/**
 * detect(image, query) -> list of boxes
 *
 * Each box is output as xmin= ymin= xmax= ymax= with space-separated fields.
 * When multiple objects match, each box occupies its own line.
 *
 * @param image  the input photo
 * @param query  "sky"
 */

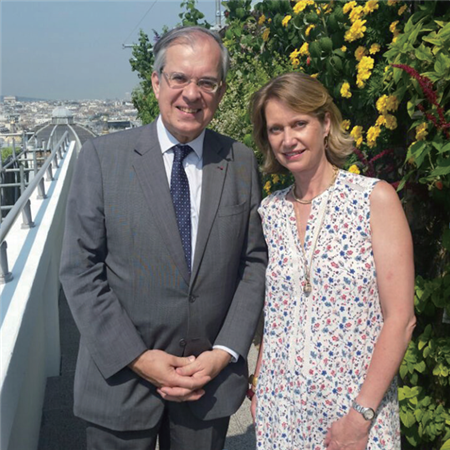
xmin=0 ymin=0 xmax=220 ymax=100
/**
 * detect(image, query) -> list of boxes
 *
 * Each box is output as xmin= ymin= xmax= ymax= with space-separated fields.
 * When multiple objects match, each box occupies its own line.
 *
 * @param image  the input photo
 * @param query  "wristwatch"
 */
xmin=352 ymin=399 xmax=375 ymax=421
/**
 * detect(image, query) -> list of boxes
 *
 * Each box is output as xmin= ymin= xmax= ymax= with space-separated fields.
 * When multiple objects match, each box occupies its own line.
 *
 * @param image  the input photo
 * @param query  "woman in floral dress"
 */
xmin=248 ymin=72 xmax=415 ymax=450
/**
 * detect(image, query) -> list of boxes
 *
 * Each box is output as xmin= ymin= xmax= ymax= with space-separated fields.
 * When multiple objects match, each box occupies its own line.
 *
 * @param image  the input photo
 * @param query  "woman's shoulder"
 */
xmin=337 ymin=169 xmax=380 ymax=196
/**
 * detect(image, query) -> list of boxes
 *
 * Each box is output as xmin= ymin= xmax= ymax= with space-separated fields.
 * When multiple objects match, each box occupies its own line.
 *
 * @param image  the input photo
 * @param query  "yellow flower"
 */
xmin=356 ymin=56 xmax=374 ymax=88
xmin=363 ymin=0 xmax=379 ymax=15
xmin=291 ymin=58 xmax=301 ymax=68
xmin=369 ymin=43 xmax=381 ymax=54
xmin=398 ymin=4 xmax=407 ymax=15
xmin=376 ymin=115 xmax=386 ymax=126
xmin=343 ymin=1 xmax=357 ymax=14
xmin=387 ymin=0 xmax=399 ymax=5
xmin=377 ymin=95 xmax=399 ymax=114
xmin=348 ymin=164 xmax=360 ymax=174
xmin=268 ymin=18 xmax=272 ymax=23
xmin=290 ymin=48 xmax=301 ymax=59
xmin=341 ymin=119 xmax=351 ymax=131
xmin=282 ymin=15 xmax=292 ymax=27
xmin=416 ymin=123 xmax=428 ymax=141
xmin=350 ymin=125 xmax=364 ymax=147
xmin=341 ymin=45 xmax=347 ymax=52
xmin=299 ymin=42 xmax=309 ymax=56
xmin=293 ymin=0 xmax=315 ymax=14
xmin=306 ymin=24 xmax=315 ymax=36
xmin=386 ymin=95 xmax=399 ymax=112
xmin=340 ymin=82 xmax=352 ymax=98
xmin=375 ymin=113 xmax=397 ymax=131
xmin=258 ymin=14 xmax=266 ymax=25
xmin=366 ymin=126 xmax=381 ymax=148
xmin=354 ymin=46 xmax=367 ymax=61
xmin=262 ymin=28 xmax=270 ymax=42
xmin=349 ymin=5 xmax=364 ymax=23
xmin=389 ymin=21 xmax=399 ymax=33
xmin=272 ymin=174 xmax=280 ymax=184
xmin=264 ymin=180 xmax=272 ymax=194
xmin=376 ymin=95 xmax=388 ymax=114
xmin=311 ymin=73 xmax=319 ymax=78
xmin=385 ymin=114 xmax=397 ymax=130
xmin=345 ymin=19 xmax=367 ymax=42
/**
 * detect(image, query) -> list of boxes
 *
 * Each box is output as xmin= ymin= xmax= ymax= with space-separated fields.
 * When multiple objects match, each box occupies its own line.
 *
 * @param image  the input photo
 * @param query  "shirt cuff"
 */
xmin=212 ymin=345 xmax=239 ymax=363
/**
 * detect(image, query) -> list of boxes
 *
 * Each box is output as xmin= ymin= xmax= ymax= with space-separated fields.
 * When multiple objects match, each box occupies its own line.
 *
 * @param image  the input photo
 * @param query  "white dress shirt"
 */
xmin=156 ymin=116 xmax=238 ymax=363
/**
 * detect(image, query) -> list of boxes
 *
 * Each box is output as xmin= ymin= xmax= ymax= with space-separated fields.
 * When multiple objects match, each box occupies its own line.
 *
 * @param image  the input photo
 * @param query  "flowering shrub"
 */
xmin=130 ymin=2 xmax=450 ymax=447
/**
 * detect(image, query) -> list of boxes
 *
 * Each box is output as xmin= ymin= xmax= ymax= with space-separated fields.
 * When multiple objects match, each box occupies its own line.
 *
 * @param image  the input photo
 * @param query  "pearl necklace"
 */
xmin=293 ymin=165 xmax=339 ymax=205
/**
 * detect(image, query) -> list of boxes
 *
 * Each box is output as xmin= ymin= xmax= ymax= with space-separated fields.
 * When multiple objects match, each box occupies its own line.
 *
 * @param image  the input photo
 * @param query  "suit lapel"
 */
xmin=132 ymin=122 xmax=190 ymax=285
xmin=191 ymin=130 xmax=230 ymax=282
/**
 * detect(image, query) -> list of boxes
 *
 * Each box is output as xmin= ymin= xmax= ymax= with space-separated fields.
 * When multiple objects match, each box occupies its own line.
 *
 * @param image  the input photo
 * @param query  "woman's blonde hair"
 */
xmin=249 ymin=72 xmax=354 ymax=174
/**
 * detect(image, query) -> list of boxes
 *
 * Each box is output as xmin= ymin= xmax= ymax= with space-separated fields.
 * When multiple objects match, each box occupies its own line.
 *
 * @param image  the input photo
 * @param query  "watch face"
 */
xmin=363 ymin=409 xmax=375 ymax=420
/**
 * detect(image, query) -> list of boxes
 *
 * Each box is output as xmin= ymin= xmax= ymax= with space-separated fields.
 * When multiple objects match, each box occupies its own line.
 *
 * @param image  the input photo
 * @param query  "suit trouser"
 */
xmin=86 ymin=401 xmax=230 ymax=450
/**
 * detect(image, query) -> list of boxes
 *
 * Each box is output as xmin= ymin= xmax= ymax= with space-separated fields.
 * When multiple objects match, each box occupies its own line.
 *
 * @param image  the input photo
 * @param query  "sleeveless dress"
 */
xmin=255 ymin=170 xmax=401 ymax=450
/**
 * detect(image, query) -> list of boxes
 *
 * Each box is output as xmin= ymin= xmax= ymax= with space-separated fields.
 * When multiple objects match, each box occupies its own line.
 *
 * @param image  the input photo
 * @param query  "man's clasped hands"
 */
xmin=129 ymin=348 xmax=232 ymax=402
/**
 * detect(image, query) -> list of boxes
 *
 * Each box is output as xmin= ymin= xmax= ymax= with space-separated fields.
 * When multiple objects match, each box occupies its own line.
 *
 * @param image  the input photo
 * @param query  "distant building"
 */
xmin=51 ymin=107 xmax=74 ymax=125
xmin=3 ymin=96 xmax=17 ymax=104
xmin=102 ymin=118 xmax=135 ymax=134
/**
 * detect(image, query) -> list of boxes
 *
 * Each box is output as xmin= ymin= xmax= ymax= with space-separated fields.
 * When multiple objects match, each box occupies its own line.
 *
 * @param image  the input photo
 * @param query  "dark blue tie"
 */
xmin=170 ymin=144 xmax=193 ymax=273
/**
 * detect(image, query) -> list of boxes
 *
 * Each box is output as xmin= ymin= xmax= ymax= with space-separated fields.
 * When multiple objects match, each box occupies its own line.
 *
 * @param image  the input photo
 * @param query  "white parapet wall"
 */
xmin=0 ymin=140 xmax=77 ymax=450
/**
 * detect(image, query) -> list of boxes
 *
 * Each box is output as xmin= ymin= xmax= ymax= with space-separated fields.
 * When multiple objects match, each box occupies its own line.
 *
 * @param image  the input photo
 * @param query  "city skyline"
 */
xmin=1 ymin=0 xmax=219 ymax=101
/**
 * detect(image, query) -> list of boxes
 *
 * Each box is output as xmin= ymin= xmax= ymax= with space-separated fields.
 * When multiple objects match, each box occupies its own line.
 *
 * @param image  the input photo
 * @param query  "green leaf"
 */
xmin=438 ymin=22 xmax=450 ymax=42
xmin=398 ymin=387 xmax=406 ymax=401
xmin=415 ymin=361 xmax=427 ymax=373
xmin=414 ymin=408 xmax=424 ymax=422
xmin=415 ymin=44 xmax=434 ymax=63
xmin=399 ymin=364 xmax=409 ymax=380
xmin=422 ymin=71 xmax=442 ymax=83
xmin=319 ymin=37 xmax=333 ymax=54
xmin=441 ymin=439 xmax=450 ymax=450
xmin=309 ymin=41 xmax=321 ymax=58
xmin=430 ymin=159 xmax=450 ymax=177
xmin=408 ymin=141 xmax=429 ymax=169
xmin=401 ymin=410 xmax=416 ymax=428
xmin=435 ymin=53 xmax=449 ymax=77
xmin=433 ymin=364 xmax=441 ymax=376
xmin=423 ymin=36 xmax=442 ymax=46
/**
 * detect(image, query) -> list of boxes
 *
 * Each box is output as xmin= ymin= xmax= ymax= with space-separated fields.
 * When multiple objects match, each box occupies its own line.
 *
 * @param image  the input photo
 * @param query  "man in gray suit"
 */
xmin=60 ymin=26 xmax=266 ymax=449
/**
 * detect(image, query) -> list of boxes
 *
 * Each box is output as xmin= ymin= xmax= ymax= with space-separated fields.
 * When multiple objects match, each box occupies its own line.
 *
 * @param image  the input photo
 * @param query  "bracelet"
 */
xmin=248 ymin=374 xmax=258 ymax=389
xmin=246 ymin=374 xmax=258 ymax=400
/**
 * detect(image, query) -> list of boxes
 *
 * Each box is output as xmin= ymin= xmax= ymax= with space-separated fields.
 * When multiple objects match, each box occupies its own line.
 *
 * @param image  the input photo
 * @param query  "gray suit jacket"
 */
xmin=59 ymin=121 xmax=267 ymax=431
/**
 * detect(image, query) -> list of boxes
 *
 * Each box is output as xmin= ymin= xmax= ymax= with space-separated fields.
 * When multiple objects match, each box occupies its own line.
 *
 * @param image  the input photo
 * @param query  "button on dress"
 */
xmin=255 ymin=170 xmax=401 ymax=450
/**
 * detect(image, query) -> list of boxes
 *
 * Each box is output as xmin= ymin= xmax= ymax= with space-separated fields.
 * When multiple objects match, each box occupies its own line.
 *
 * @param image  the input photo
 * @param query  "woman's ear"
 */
xmin=323 ymin=112 xmax=331 ymax=137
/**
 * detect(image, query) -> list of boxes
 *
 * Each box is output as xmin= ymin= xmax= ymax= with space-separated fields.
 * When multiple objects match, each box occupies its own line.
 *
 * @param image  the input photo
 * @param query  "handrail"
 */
xmin=0 ymin=131 xmax=70 ymax=282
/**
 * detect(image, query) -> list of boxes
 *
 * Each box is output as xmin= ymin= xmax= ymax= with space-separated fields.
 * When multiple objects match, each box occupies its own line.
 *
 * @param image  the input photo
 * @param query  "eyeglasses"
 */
xmin=161 ymin=71 xmax=222 ymax=94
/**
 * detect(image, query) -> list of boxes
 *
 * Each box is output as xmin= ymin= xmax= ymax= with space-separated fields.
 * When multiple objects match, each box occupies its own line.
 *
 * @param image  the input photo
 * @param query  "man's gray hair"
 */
xmin=153 ymin=26 xmax=230 ymax=83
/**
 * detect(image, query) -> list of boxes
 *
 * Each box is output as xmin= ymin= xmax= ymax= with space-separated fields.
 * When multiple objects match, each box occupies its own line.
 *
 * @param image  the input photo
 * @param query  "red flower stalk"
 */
xmin=392 ymin=64 xmax=437 ymax=105
xmin=370 ymin=148 xmax=394 ymax=164
xmin=392 ymin=64 xmax=450 ymax=139
xmin=353 ymin=147 xmax=369 ymax=165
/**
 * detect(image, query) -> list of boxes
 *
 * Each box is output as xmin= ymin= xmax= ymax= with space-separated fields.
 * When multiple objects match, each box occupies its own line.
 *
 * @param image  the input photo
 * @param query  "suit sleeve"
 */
xmin=213 ymin=149 xmax=267 ymax=359
xmin=59 ymin=140 xmax=147 ymax=379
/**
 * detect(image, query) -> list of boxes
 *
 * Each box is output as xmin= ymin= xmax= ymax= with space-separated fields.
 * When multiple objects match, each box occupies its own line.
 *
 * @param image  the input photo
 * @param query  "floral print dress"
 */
xmin=255 ymin=170 xmax=401 ymax=450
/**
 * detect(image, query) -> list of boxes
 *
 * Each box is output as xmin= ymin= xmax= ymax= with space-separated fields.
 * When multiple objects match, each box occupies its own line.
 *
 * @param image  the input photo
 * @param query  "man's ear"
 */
xmin=151 ymin=71 xmax=160 ymax=100
xmin=217 ymin=81 xmax=227 ymax=104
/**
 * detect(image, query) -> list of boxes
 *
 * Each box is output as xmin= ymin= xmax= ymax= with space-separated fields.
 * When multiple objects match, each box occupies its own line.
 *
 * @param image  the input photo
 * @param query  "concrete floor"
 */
xmin=38 ymin=291 xmax=259 ymax=450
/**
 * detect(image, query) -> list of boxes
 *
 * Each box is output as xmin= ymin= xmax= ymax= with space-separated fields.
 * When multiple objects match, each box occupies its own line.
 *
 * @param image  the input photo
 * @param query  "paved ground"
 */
xmin=38 ymin=290 xmax=260 ymax=450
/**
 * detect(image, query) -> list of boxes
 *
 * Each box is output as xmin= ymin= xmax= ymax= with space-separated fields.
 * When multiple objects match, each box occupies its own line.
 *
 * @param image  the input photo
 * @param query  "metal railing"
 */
xmin=0 ymin=131 xmax=70 ymax=283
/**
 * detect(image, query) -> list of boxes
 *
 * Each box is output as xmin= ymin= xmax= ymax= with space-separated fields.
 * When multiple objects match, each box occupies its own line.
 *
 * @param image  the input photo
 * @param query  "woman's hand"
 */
xmin=250 ymin=394 xmax=257 ymax=425
xmin=324 ymin=409 xmax=371 ymax=450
